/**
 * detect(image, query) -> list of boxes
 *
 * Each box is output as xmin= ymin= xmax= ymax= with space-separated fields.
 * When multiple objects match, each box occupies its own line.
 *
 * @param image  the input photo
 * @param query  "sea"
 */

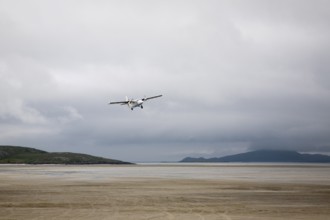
xmin=1 ymin=163 xmax=329 ymax=185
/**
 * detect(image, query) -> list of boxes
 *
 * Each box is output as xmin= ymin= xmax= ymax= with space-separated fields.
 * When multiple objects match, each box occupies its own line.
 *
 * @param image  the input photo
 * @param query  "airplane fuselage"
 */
xmin=128 ymin=99 xmax=144 ymax=110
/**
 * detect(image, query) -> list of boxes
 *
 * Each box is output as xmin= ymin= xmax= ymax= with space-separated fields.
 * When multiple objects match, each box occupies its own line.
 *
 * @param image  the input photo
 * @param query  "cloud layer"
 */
xmin=1 ymin=0 xmax=330 ymax=161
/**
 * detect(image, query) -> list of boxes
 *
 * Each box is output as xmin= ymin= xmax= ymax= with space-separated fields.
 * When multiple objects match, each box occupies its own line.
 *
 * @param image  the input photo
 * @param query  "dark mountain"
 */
xmin=180 ymin=149 xmax=330 ymax=163
xmin=0 ymin=145 xmax=132 ymax=164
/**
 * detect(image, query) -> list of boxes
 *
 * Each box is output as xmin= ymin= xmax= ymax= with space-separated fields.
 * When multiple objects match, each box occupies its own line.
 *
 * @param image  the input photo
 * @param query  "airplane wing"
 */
xmin=109 ymin=101 xmax=129 ymax=105
xmin=143 ymin=95 xmax=162 ymax=101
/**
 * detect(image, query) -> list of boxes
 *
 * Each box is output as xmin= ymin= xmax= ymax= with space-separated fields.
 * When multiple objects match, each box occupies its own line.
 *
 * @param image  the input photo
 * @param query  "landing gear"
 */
xmin=141 ymin=105 xmax=143 ymax=109
xmin=131 ymin=108 xmax=133 ymax=110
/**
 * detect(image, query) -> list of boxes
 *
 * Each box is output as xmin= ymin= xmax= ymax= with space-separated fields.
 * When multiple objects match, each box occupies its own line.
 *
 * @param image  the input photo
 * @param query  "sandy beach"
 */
xmin=0 ymin=164 xmax=329 ymax=220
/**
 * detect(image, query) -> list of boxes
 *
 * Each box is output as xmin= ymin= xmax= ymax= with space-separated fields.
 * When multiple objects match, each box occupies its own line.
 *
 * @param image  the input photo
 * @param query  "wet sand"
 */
xmin=0 ymin=165 xmax=329 ymax=220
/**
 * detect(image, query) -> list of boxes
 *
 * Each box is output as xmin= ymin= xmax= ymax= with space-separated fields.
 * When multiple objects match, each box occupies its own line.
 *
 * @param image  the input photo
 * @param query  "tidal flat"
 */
xmin=0 ymin=164 xmax=329 ymax=220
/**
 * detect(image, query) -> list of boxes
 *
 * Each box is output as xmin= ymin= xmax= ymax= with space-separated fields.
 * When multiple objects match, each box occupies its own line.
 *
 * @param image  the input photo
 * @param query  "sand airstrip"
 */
xmin=0 ymin=164 xmax=329 ymax=220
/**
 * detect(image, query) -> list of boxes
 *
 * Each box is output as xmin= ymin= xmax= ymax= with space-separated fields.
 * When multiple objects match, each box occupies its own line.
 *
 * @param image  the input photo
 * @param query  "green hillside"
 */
xmin=0 ymin=145 xmax=132 ymax=164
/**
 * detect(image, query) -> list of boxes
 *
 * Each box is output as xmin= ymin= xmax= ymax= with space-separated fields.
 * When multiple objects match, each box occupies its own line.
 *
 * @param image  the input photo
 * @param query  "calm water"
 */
xmin=1 ymin=163 xmax=330 ymax=184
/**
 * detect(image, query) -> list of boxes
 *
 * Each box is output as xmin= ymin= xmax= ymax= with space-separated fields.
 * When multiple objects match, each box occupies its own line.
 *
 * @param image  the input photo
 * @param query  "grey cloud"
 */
xmin=0 ymin=0 xmax=330 ymax=161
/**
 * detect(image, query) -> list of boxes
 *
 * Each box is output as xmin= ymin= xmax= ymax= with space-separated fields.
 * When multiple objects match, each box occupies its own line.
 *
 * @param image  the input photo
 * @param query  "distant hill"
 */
xmin=0 ymin=145 xmax=132 ymax=164
xmin=180 ymin=149 xmax=330 ymax=163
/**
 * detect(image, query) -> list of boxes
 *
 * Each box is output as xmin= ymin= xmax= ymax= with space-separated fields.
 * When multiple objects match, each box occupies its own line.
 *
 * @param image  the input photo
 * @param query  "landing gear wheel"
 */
xmin=141 ymin=105 xmax=143 ymax=109
xmin=131 ymin=108 xmax=133 ymax=110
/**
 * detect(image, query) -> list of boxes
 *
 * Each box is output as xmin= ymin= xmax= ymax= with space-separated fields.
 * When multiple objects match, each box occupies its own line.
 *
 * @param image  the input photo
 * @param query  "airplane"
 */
xmin=109 ymin=95 xmax=162 ymax=110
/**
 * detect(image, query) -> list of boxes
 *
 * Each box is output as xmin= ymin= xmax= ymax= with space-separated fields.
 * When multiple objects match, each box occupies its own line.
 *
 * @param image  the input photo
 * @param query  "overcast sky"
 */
xmin=1 ymin=0 xmax=330 ymax=162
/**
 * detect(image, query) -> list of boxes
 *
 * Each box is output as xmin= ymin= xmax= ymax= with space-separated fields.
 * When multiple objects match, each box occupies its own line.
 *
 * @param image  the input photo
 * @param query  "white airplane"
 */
xmin=109 ymin=95 xmax=162 ymax=110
